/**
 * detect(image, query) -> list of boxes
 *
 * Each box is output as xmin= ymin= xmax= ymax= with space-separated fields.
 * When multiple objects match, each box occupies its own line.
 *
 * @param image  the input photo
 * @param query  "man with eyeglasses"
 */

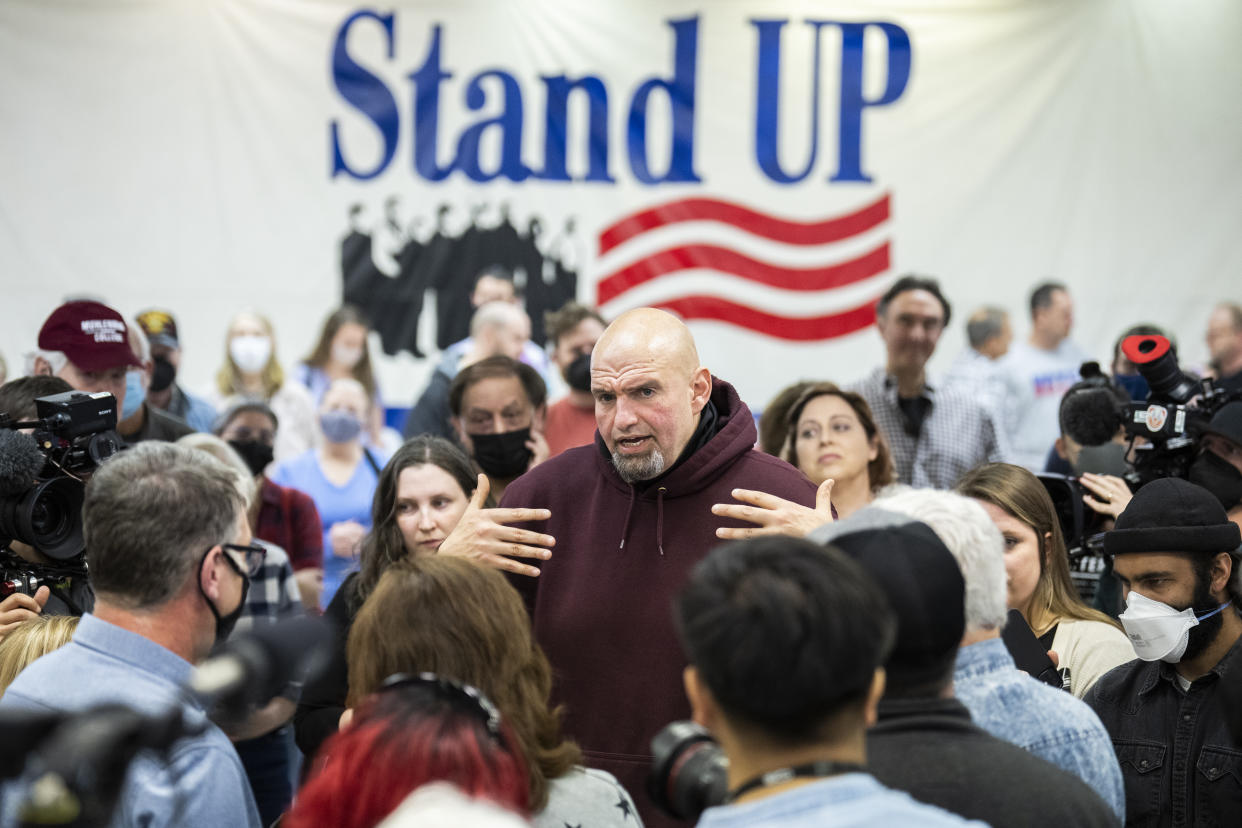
xmin=850 ymin=275 xmax=1007 ymax=489
xmin=448 ymin=355 xmax=550 ymax=503
xmin=0 ymin=442 xmax=263 ymax=827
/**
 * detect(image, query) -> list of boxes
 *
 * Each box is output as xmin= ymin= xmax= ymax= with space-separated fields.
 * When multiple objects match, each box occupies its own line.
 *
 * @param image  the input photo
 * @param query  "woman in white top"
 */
xmin=958 ymin=462 xmax=1135 ymax=698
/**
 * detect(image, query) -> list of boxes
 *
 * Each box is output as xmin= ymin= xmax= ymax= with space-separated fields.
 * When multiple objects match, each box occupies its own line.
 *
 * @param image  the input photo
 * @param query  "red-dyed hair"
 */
xmin=284 ymin=684 xmax=530 ymax=828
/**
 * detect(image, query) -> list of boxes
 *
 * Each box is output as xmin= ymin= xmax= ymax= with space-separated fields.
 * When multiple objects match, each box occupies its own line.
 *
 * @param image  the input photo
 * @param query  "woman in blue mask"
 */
xmin=270 ymin=378 xmax=389 ymax=606
xmin=958 ymin=462 xmax=1135 ymax=698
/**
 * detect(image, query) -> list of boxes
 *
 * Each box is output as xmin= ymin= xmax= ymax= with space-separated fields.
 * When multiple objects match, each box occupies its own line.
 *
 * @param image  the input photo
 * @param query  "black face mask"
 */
xmin=198 ymin=549 xmax=250 ymax=647
xmin=470 ymin=427 xmax=533 ymax=479
xmin=1188 ymin=450 xmax=1242 ymax=511
xmin=228 ymin=440 xmax=275 ymax=477
xmin=150 ymin=356 xmax=177 ymax=393
xmin=564 ymin=352 xmax=592 ymax=393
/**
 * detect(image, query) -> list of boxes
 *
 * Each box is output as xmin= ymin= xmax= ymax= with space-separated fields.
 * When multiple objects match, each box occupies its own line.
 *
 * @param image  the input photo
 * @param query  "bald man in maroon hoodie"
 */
xmin=501 ymin=309 xmax=827 ymax=827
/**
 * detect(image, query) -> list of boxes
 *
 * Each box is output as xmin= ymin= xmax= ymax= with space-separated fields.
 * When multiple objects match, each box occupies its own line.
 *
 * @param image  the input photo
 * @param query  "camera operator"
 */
xmin=28 ymin=300 xmax=191 ymax=446
xmin=0 ymin=376 xmax=94 ymax=637
xmin=675 ymin=536 xmax=981 ymax=826
xmin=0 ymin=442 xmax=262 ymax=826
xmin=1188 ymin=401 xmax=1242 ymax=528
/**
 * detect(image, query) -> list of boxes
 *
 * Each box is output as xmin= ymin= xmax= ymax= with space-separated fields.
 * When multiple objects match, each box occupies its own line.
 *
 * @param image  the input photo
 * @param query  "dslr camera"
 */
xmin=0 ymin=391 xmax=122 ymax=570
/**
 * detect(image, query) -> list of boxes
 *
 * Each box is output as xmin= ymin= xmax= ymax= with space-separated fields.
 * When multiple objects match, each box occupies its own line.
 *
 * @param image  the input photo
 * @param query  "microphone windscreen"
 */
xmin=0 ymin=430 xmax=46 ymax=496
xmin=1061 ymin=387 xmax=1124 ymax=446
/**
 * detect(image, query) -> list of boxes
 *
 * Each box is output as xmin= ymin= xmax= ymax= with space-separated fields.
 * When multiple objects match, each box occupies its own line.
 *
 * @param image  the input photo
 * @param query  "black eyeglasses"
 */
xmin=218 ymin=542 xmax=266 ymax=578
xmin=378 ymin=672 xmax=503 ymax=741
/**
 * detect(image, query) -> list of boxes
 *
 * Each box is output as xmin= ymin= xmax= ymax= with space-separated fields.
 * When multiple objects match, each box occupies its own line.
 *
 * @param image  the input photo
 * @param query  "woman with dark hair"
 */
xmin=345 ymin=556 xmax=640 ymax=827
xmin=285 ymin=674 xmax=530 ymax=828
xmin=781 ymin=382 xmax=897 ymax=518
xmin=294 ymin=435 xmax=556 ymax=763
xmin=957 ymin=462 xmax=1134 ymax=698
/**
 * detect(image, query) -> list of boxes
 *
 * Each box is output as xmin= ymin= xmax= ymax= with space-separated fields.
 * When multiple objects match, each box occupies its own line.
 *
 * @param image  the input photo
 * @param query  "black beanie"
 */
xmin=1104 ymin=477 xmax=1240 ymax=556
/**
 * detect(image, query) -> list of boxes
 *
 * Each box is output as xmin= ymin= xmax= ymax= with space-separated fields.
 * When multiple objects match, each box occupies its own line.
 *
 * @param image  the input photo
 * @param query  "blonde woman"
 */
xmin=0 ymin=614 xmax=78 ymax=697
xmin=211 ymin=310 xmax=317 ymax=464
xmin=958 ymin=463 xmax=1135 ymax=698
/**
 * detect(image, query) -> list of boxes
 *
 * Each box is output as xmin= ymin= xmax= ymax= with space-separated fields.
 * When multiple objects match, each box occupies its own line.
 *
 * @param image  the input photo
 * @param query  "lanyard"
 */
xmin=725 ymin=760 xmax=867 ymax=803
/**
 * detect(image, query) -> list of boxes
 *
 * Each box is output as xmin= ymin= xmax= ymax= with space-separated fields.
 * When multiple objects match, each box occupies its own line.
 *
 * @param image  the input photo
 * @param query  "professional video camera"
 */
xmin=647 ymin=721 xmax=729 ymax=822
xmin=0 ymin=391 xmax=122 ymax=565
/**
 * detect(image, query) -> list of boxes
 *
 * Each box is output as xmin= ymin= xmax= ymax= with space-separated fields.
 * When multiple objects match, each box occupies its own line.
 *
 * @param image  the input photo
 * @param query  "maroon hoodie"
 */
xmin=501 ymin=378 xmax=816 ymax=827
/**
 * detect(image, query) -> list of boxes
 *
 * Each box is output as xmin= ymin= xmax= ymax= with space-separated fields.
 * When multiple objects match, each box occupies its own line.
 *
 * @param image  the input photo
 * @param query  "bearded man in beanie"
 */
xmin=1086 ymin=477 xmax=1242 ymax=827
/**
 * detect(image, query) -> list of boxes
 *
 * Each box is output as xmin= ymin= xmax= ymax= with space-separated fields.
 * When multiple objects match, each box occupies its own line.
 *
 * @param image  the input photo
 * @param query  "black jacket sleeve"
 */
xmin=293 ymin=574 xmax=356 ymax=762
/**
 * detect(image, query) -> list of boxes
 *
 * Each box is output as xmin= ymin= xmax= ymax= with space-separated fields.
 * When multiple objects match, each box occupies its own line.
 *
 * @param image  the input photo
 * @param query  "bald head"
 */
xmin=594 ymin=308 xmax=701 ymax=379
xmin=590 ymin=308 xmax=712 ymax=483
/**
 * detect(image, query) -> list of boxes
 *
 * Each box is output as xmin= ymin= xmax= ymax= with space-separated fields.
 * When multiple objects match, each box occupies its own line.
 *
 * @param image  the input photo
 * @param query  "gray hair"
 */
xmin=966 ymin=307 xmax=1008 ymax=350
xmin=875 ymin=488 xmax=1009 ymax=633
xmin=84 ymin=442 xmax=246 ymax=610
xmin=469 ymin=301 xmax=526 ymax=337
xmin=24 ymin=349 xmax=67 ymax=377
xmin=176 ymin=433 xmax=258 ymax=509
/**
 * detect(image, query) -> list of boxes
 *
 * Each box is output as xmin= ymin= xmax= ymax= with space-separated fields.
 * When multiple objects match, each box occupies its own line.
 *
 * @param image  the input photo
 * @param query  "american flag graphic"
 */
xmin=595 ymin=194 xmax=891 ymax=341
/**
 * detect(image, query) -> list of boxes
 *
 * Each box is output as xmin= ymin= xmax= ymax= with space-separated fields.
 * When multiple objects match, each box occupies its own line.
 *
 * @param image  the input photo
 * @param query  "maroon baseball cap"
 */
xmin=37 ymin=301 xmax=141 ymax=373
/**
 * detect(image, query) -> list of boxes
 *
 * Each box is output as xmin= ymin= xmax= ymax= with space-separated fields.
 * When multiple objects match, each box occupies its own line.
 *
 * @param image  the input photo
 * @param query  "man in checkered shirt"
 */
xmin=850 ymin=276 xmax=1008 ymax=489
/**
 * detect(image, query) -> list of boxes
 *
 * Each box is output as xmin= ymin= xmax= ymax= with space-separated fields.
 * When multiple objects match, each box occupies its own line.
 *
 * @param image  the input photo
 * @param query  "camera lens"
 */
xmin=648 ymin=721 xmax=729 ymax=821
xmin=10 ymin=477 xmax=84 ymax=561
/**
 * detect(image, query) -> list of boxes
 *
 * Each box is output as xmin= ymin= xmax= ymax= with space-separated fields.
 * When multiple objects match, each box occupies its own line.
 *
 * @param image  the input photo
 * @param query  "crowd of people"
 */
xmin=0 ymin=272 xmax=1240 ymax=828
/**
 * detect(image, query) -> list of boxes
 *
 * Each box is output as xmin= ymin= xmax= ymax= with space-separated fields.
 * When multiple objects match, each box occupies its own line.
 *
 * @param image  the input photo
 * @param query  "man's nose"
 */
xmin=614 ymin=397 xmax=639 ymax=429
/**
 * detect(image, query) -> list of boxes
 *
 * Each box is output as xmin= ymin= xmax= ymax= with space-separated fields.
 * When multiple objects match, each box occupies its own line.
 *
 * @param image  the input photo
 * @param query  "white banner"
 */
xmin=2 ymin=0 xmax=1240 ymax=410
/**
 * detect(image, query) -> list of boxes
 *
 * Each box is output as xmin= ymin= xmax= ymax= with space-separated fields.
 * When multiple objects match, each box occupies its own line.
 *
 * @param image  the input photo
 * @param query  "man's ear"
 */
xmin=532 ymin=404 xmax=547 ymax=433
xmin=200 ymin=547 xmax=225 ymax=601
xmin=453 ymin=418 xmax=471 ymax=451
xmin=683 ymin=666 xmax=717 ymax=730
xmin=862 ymin=667 xmax=886 ymax=727
xmin=689 ymin=367 xmax=712 ymax=415
xmin=1054 ymin=436 xmax=1070 ymax=461
xmin=32 ymin=356 xmax=52 ymax=377
xmin=1209 ymin=551 xmax=1234 ymax=602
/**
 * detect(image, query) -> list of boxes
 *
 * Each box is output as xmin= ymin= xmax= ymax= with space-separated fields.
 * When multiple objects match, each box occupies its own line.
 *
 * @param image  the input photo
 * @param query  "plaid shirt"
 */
xmin=851 ymin=368 xmax=1008 ymax=489
xmin=237 ymin=541 xmax=302 ymax=630
xmin=255 ymin=477 xmax=323 ymax=572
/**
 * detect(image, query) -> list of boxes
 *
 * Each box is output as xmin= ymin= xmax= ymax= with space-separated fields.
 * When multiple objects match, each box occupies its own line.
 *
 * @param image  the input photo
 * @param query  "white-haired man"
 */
xmin=877 ymin=488 xmax=1125 ymax=823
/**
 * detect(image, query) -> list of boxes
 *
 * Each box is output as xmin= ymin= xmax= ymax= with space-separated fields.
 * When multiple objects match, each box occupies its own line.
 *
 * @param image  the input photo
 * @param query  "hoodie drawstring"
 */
xmin=618 ymin=486 xmax=637 ymax=549
xmin=656 ymin=487 xmax=667 ymax=556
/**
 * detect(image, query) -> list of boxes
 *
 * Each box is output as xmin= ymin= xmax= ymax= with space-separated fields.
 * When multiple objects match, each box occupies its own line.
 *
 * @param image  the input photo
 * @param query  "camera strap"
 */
xmin=725 ymin=760 xmax=867 ymax=803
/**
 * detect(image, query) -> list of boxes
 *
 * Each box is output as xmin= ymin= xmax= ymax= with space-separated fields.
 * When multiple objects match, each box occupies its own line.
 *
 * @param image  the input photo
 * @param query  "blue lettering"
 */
xmin=751 ymin=20 xmax=833 ymax=184
xmin=329 ymin=10 xmax=399 ymax=181
xmin=408 ymin=25 xmax=455 ymax=181
xmin=535 ymin=75 xmax=613 ymax=182
xmin=455 ymin=70 xmax=530 ymax=182
xmin=627 ymin=17 xmax=702 ymax=184
xmin=828 ymin=21 xmax=911 ymax=183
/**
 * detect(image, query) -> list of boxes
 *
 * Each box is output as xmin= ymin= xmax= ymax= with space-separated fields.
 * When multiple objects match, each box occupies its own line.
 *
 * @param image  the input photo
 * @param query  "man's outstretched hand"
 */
xmin=438 ymin=475 xmax=556 ymax=577
xmin=712 ymin=479 xmax=835 ymax=540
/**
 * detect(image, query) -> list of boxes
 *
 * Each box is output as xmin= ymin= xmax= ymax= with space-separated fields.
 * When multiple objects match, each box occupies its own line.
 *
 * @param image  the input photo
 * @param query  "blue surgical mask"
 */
xmin=319 ymin=410 xmax=363 ymax=444
xmin=1115 ymin=374 xmax=1150 ymax=402
xmin=121 ymin=368 xmax=146 ymax=419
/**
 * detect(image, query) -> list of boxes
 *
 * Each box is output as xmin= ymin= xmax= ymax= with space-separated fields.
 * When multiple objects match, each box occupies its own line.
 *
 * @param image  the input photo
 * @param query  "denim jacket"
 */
xmin=1085 ymin=634 xmax=1242 ymax=828
xmin=955 ymin=637 xmax=1126 ymax=822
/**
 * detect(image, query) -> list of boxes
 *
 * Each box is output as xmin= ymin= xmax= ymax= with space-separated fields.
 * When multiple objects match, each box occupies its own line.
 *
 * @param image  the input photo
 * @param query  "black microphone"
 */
xmin=0 ymin=430 xmax=47 ymax=496
xmin=188 ymin=615 xmax=331 ymax=712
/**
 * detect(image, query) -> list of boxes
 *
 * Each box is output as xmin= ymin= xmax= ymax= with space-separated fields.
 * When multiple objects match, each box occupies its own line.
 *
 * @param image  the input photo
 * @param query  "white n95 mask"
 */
xmin=1118 ymin=590 xmax=1229 ymax=663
